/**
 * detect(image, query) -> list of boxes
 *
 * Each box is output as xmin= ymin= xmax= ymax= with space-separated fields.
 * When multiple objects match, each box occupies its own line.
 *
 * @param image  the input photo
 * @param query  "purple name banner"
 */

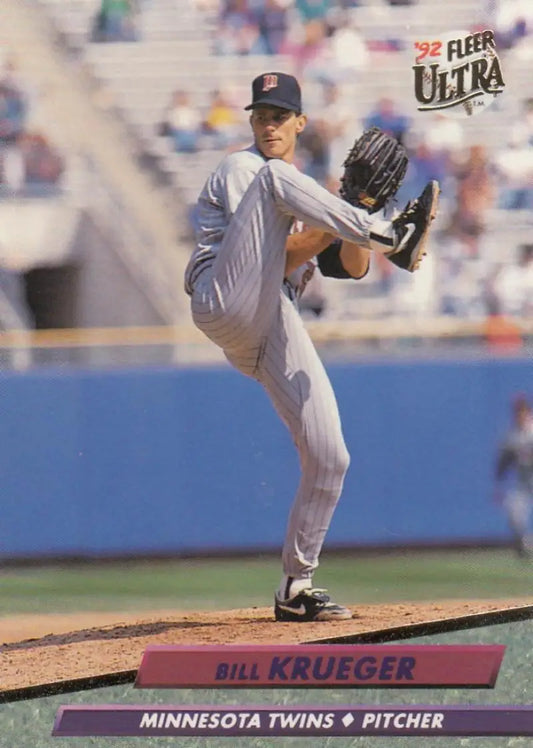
xmin=52 ymin=705 xmax=533 ymax=737
xmin=135 ymin=644 xmax=505 ymax=688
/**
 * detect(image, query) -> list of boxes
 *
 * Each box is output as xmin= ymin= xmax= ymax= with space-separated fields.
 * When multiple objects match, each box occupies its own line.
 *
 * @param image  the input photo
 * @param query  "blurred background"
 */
xmin=0 ymin=0 xmax=531 ymax=565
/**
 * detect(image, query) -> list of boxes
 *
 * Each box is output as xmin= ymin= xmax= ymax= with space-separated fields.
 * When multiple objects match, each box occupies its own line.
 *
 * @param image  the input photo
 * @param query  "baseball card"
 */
xmin=0 ymin=0 xmax=531 ymax=746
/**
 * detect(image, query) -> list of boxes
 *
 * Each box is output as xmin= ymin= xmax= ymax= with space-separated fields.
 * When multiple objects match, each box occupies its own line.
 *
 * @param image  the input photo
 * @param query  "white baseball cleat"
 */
xmin=274 ymin=587 xmax=353 ymax=622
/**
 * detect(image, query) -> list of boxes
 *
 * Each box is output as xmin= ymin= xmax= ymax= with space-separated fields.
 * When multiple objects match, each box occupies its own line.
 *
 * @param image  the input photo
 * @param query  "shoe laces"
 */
xmin=301 ymin=587 xmax=330 ymax=601
xmin=401 ymin=198 xmax=420 ymax=217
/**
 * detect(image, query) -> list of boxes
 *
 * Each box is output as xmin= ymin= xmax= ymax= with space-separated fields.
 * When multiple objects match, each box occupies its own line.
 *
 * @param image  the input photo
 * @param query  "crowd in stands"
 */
xmin=0 ymin=53 xmax=65 ymax=195
xmin=159 ymin=87 xmax=245 ymax=152
xmin=212 ymin=0 xmax=375 ymax=76
xmin=157 ymin=79 xmax=532 ymax=323
xmin=209 ymin=0 xmax=418 ymax=61
xmin=184 ymin=0 xmax=533 ymax=323
xmin=207 ymin=0 xmax=531 ymax=61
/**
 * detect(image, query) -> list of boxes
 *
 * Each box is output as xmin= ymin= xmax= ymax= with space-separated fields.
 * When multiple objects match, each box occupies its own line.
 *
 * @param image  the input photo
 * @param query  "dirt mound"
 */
xmin=1 ymin=598 xmax=531 ymax=697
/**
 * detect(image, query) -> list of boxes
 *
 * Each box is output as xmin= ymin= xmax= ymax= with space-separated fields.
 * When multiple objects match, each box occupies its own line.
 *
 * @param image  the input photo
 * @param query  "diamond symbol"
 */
xmin=342 ymin=713 xmax=355 ymax=727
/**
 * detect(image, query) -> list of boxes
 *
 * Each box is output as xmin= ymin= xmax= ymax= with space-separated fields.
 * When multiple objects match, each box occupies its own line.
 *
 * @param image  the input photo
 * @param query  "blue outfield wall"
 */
xmin=0 ymin=357 xmax=531 ymax=558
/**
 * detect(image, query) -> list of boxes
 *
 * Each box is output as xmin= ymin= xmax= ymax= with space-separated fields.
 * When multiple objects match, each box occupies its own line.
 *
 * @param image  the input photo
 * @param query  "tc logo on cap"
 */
xmin=262 ymin=74 xmax=278 ymax=92
xmin=245 ymin=72 xmax=302 ymax=112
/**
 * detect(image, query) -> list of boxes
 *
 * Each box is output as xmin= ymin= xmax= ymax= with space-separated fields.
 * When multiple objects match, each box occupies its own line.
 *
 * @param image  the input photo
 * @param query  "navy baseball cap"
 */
xmin=245 ymin=72 xmax=302 ymax=113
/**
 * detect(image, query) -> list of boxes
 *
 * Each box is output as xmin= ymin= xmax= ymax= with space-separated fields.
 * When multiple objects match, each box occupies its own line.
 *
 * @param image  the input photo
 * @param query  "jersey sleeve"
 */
xmin=221 ymin=152 xmax=264 ymax=216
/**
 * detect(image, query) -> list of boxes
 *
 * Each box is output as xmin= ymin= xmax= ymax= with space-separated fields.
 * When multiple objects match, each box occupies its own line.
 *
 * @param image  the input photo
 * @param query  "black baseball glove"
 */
xmin=339 ymin=126 xmax=408 ymax=213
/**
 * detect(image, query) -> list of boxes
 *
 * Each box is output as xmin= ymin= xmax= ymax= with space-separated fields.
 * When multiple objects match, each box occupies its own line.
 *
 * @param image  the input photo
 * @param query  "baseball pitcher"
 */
xmin=185 ymin=72 xmax=439 ymax=621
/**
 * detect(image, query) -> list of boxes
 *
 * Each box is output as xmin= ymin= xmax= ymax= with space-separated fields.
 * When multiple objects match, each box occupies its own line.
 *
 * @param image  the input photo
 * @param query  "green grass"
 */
xmin=0 ymin=550 xmax=531 ymax=747
xmin=0 ymin=619 xmax=531 ymax=747
xmin=0 ymin=548 xmax=531 ymax=616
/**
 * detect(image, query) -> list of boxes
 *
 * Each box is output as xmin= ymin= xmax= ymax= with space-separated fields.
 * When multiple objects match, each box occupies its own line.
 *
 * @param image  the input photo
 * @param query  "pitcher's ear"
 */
xmin=296 ymin=113 xmax=307 ymax=133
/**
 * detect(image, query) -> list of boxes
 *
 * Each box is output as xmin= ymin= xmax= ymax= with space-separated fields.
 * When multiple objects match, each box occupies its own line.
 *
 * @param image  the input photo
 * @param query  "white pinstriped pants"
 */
xmin=189 ymin=160 xmax=374 ymax=579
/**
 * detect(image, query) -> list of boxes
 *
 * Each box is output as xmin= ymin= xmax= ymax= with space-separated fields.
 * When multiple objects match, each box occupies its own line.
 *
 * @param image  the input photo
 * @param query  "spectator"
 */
xmin=92 ymin=0 xmax=139 ymax=43
xmin=487 ymin=244 xmax=533 ymax=318
xmin=493 ymin=99 xmax=533 ymax=210
xmin=493 ymin=141 xmax=533 ymax=210
xmin=160 ymin=90 xmax=203 ymax=153
xmin=255 ymin=0 xmax=290 ymax=54
xmin=297 ymin=118 xmax=330 ymax=183
xmin=436 ymin=220 xmax=486 ymax=317
xmin=325 ymin=14 xmax=369 ymax=79
xmin=363 ymin=97 xmax=410 ymax=144
xmin=19 ymin=132 xmax=65 ymax=186
xmin=300 ymin=9 xmax=369 ymax=84
xmin=510 ymin=97 xmax=533 ymax=147
xmin=439 ymin=257 xmax=484 ymax=317
xmin=0 ymin=56 xmax=29 ymax=97
xmin=214 ymin=0 xmax=260 ymax=55
xmin=449 ymin=145 xmax=495 ymax=257
xmin=281 ymin=17 xmax=329 ymax=78
xmin=317 ymin=81 xmax=355 ymax=174
xmin=299 ymin=82 xmax=355 ymax=183
xmin=419 ymin=113 xmax=463 ymax=165
xmin=202 ymin=89 xmax=243 ymax=148
xmin=294 ymin=0 xmax=333 ymax=24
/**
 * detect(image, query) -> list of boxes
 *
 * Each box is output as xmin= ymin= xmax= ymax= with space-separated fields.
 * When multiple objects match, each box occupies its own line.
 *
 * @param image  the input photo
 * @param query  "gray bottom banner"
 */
xmin=53 ymin=705 xmax=533 ymax=737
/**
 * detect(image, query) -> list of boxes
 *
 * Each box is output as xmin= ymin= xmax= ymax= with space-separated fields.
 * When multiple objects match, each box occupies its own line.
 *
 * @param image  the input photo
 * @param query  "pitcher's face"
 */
xmin=250 ymin=105 xmax=306 ymax=163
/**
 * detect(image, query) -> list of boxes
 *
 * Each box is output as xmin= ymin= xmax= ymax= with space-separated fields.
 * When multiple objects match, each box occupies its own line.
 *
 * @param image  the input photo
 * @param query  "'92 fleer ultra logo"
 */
xmin=412 ymin=29 xmax=505 ymax=118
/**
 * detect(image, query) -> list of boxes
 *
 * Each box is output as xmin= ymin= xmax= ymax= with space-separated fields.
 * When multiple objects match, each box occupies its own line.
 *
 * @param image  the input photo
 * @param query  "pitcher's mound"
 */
xmin=1 ymin=598 xmax=531 ymax=700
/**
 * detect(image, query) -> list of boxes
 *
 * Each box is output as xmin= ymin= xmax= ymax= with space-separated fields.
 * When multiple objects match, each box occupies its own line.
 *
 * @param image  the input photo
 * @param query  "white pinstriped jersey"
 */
xmin=183 ymin=116 xmax=438 ymax=588
xmin=184 ymin=154 xmax=380 ymax=581
xmin=184 ymin=145 xmax=315 ymax=297
xmin=185 ymin=146 xmax=268 ymax=294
